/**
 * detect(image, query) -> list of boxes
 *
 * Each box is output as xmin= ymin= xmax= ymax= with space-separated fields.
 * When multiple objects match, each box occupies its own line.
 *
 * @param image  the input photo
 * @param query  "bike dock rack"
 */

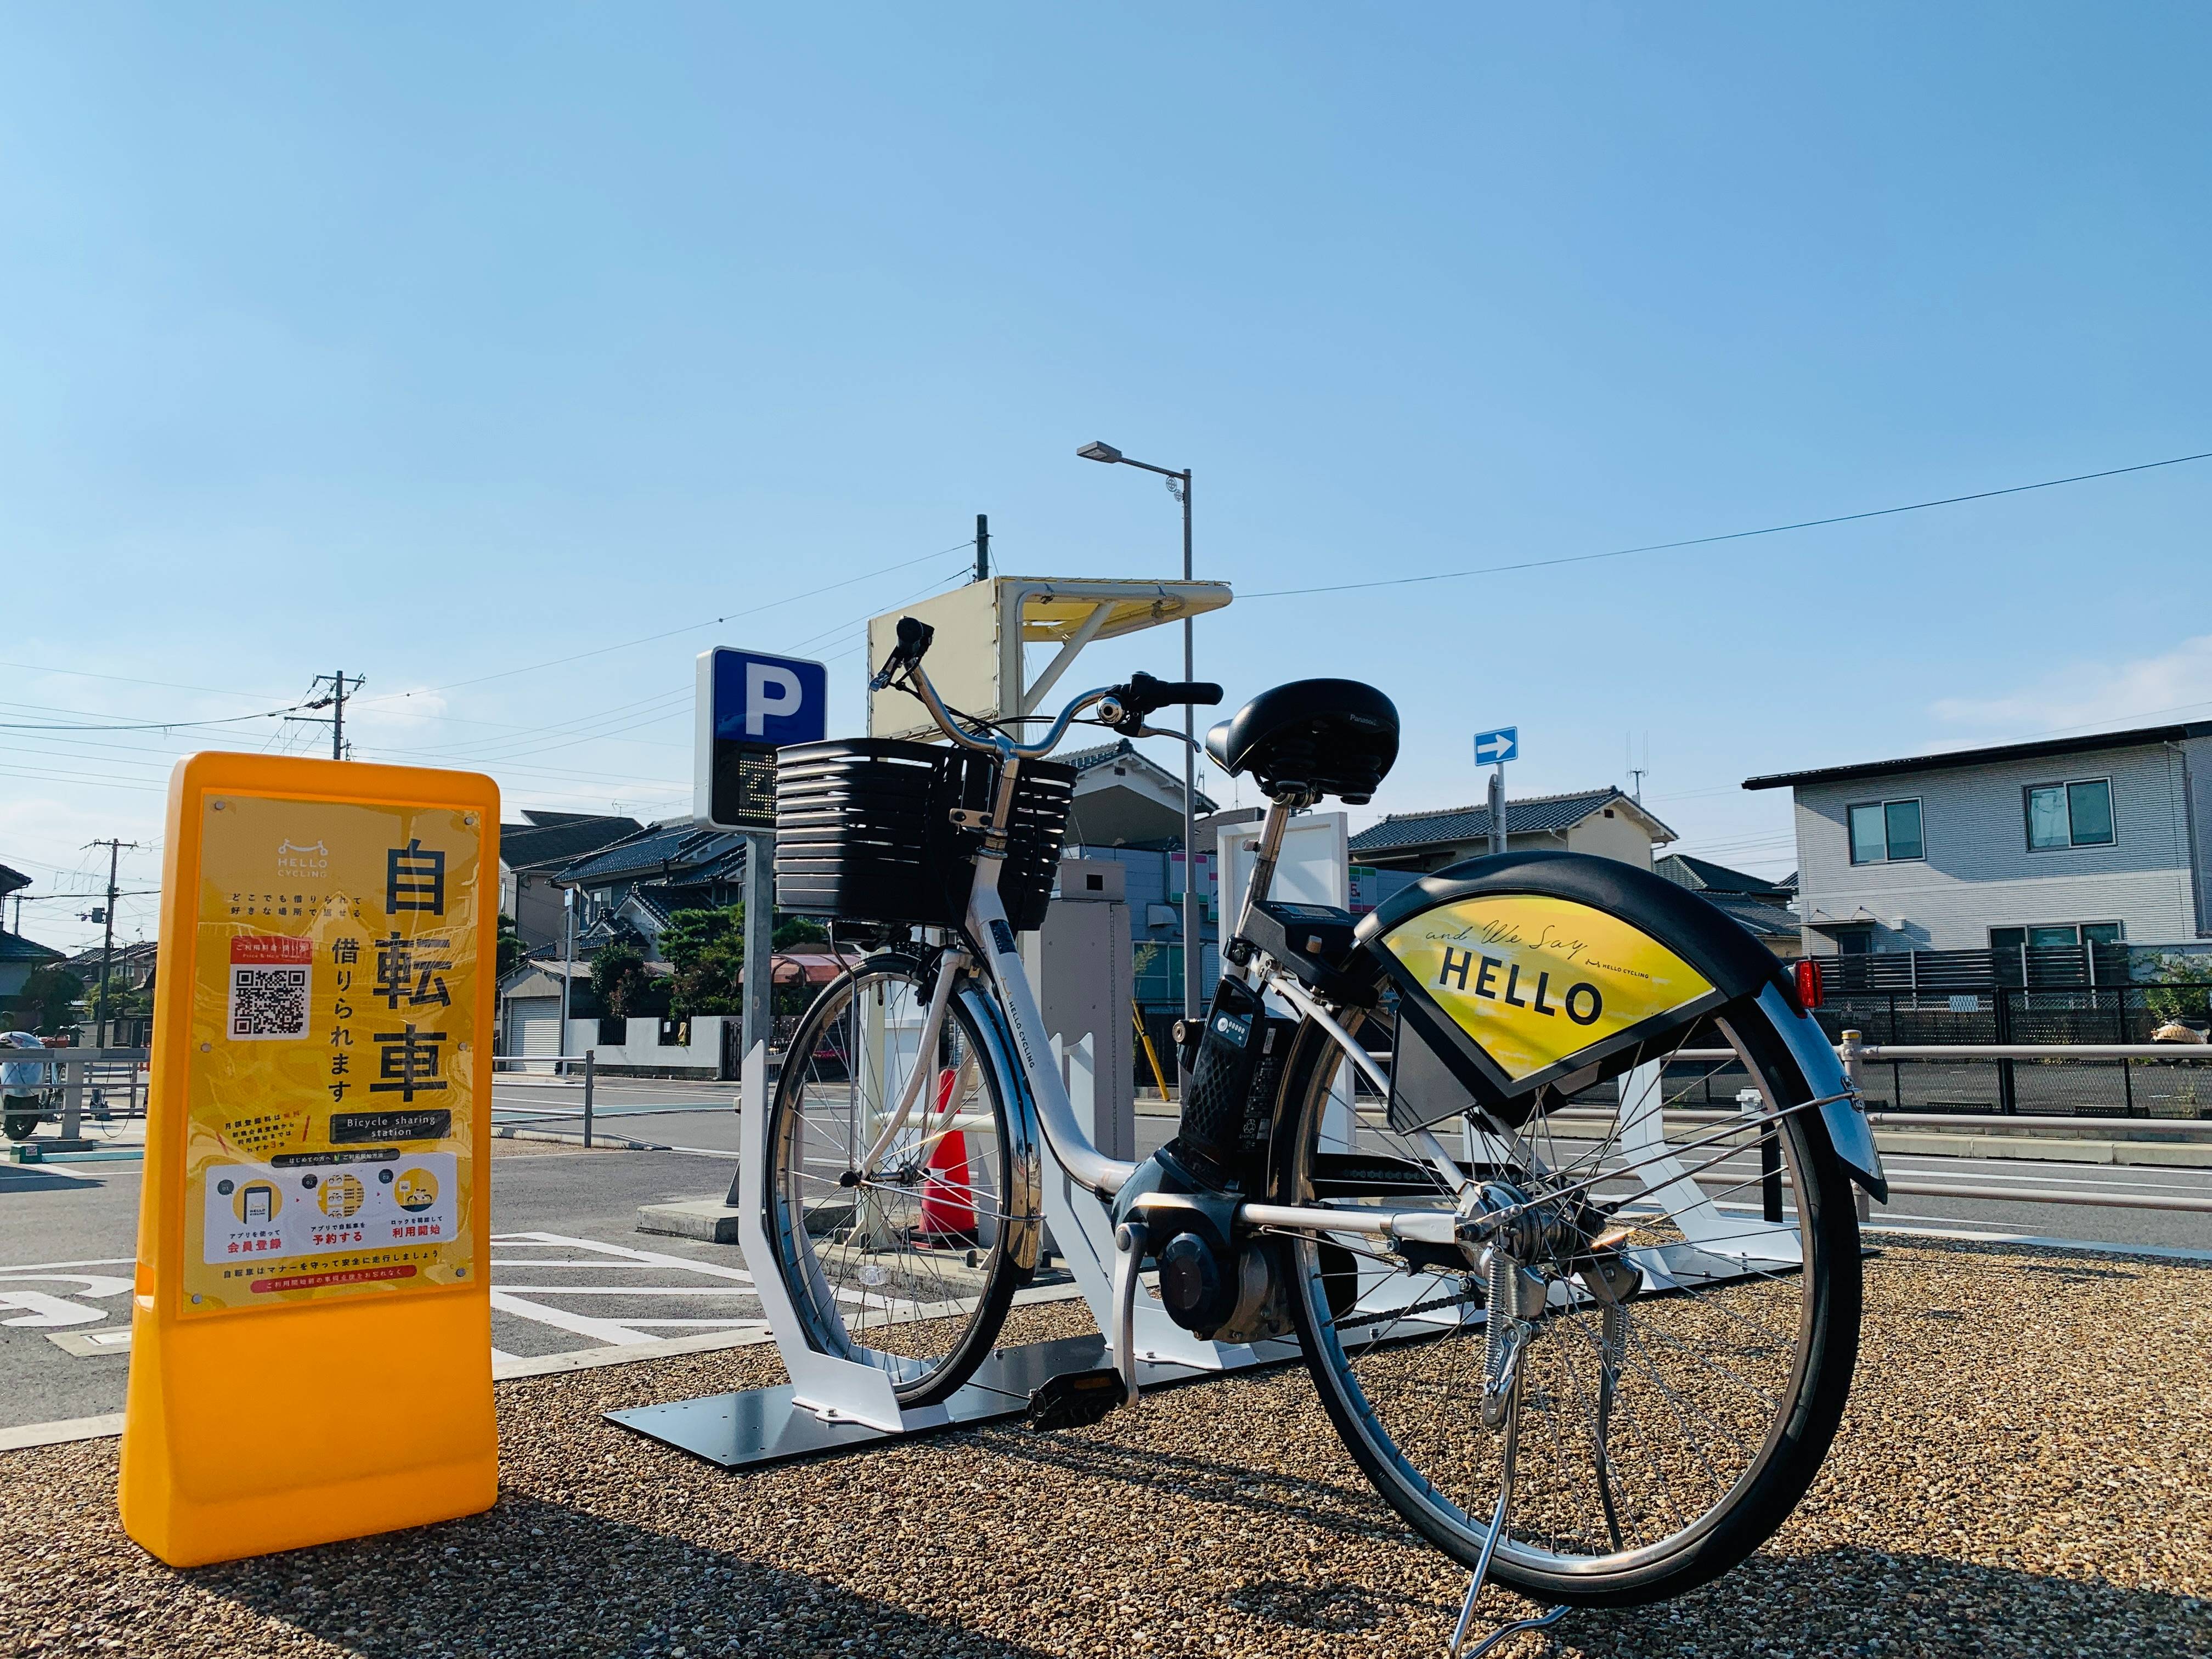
xmin=606 ymin=1039 xmax=1302 ymax=1470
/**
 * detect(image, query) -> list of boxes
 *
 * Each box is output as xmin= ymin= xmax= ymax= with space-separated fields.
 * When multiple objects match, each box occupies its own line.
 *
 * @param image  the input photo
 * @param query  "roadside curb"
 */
xmin=492 ymin=1126 xmax=670 ymax=1152
xmin=1874 ymin=1128 xmax=2212 ymax=1169
xmin=0 ymin=1329 xmax=795 ymax=1452
xmin=0 ymin=1412 xmax=126 ymax=1452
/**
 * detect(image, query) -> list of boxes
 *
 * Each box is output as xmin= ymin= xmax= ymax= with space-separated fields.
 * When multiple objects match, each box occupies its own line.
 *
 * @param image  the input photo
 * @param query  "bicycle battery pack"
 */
xmin=1172 ymin=975 xmax=1296 ymax=1182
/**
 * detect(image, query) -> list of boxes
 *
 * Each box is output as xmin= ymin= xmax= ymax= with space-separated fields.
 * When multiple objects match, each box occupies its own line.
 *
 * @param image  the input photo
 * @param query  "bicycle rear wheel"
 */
xmin=764 ymin=950 xmax=1038 ymax=1406
xmin=1267 ymin=996 xmax=1863 ymax=1607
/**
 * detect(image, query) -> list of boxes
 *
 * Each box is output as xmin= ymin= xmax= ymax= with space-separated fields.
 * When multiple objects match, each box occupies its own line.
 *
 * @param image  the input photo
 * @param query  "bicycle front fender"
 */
xmin=955 ymin=980 xmax=1047 ymax=1274
xmin=1757 ymin=981 xmax=1888 ymax=1203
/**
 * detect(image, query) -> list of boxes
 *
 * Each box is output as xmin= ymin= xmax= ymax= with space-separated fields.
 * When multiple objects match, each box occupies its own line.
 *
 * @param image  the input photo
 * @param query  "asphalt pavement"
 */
xmin=0 ymin=1143 xmax=771 ymax=1430
xmin=4 ymin=1082 xmax=2210 ymax=1433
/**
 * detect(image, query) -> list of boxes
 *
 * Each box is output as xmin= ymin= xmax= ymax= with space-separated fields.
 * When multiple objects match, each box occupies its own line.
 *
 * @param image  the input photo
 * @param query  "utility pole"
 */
xmin=289 ymin=671 xmax=363 ymax=759
xmin=560 ymin=887 xmax=578 ymax=1075
xmin=974 ymin=514 xmax=990 ymax=584
xmin=84 ymin=839 xmax=140 ymax=1049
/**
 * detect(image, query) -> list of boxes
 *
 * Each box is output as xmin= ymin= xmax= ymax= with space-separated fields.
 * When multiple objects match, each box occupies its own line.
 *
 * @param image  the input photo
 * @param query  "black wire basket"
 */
xmin=774 ymin=739 xmax=1075 ymax=934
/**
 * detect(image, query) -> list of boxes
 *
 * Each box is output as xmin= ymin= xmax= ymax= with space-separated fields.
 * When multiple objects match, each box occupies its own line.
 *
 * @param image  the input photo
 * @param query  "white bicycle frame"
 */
xmin=747 ymin=654 xmax=1843 ymax=1427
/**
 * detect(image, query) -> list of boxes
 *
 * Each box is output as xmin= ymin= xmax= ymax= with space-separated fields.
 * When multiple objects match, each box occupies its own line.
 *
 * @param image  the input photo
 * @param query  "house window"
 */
xmin=1990 ymin=922 xmax=2124 ymax=952
xmin=1847 ymin=798 xmax=1923 ymax=864
xmin=2024 ymin=778 xmax=2114 ymax=850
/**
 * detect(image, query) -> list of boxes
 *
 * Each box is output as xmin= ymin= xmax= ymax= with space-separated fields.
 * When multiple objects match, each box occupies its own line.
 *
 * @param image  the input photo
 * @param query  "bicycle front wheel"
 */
xmin=1268 ymin=992 xmax=1863 ymax=1607
xmin=765 ymin=950 xmax=1039 ymax=1406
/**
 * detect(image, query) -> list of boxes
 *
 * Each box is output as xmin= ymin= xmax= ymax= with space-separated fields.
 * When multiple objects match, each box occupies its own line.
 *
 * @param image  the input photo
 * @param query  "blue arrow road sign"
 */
xmin=1473 ymin=726 xmax=1519 ymax=766
xmin=696 ymin=647 xmax=828 ymax=828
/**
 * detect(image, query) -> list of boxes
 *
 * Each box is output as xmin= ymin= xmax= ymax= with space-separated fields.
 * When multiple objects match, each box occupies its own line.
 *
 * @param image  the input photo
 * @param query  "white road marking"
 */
xmin=487 ymin=1290 xmax=663 ymax=1346
xmin=483 ymin=1285 xmax=757 ymax=1295
xmin=486 ymin=1230 xmax=763 ymax=1348
xmin=0 ymin=1268 xmax=134 ymax=1329
xmin=0 ymin=1257 xmax=134 ymax=1273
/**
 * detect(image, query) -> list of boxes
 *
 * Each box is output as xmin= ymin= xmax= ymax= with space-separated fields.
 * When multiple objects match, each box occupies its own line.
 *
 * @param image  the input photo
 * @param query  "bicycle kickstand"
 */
xmin=1110 ymin=1220 xmax=1148 ymax=1405
xmin=1445 ymin=1365 xmax=1567 ymax=1659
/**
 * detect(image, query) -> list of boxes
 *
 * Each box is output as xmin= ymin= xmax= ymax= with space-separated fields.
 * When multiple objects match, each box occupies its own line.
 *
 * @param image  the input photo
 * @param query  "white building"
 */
xmin=1745 ymin=720 xmax=2212 ymax=957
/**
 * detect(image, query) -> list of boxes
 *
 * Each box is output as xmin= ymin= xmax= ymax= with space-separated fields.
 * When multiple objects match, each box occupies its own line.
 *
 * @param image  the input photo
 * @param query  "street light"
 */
xmin=1076 ymin=439 xmax=1204 ymax=1069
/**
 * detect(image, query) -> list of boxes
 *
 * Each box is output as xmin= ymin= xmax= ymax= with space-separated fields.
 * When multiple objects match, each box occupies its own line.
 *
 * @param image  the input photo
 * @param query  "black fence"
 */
xmin=1814 ymin=943 xmax=2140 ymax=994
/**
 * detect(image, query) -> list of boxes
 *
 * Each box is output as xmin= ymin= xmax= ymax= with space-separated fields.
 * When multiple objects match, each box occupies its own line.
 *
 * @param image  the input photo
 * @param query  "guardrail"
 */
xmin=1640 ymin=1035 xmax=2212 ymax=1218
xmin=1 ymin=1047 xmax=149 ymax=1142
xmin=492 ymin=1051 xmax=598 ymax=1146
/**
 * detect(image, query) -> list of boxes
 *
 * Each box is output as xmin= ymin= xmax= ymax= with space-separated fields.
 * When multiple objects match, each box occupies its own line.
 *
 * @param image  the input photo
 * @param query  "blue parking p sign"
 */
xmin=695 ymin=648 xmax=828 ymax=828
xmin=1473 ymin=726 xmax=1519 ymax=766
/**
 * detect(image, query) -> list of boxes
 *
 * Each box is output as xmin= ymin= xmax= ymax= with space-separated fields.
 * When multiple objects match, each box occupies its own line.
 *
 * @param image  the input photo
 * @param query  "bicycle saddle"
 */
xmin=1204 ymin=679 xmax=1399 ymax=804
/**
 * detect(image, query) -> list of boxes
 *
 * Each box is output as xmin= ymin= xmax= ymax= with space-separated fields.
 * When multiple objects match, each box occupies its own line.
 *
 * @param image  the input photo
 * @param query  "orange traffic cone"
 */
xmin=919 ymin=1066 xmax=978 ymax=1245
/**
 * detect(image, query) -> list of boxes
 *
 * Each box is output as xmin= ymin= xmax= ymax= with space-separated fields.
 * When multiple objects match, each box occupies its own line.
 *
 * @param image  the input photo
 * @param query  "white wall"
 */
xmin=561 ymin=1014 xmax=729 ymax=1073
xmin=1792 ymin=738 xmax=2205 ymax=953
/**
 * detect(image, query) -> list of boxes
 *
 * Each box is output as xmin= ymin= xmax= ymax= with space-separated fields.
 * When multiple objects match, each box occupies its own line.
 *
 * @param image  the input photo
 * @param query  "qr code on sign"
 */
xmin=230 ymin=966 xmax=310 ymax=1040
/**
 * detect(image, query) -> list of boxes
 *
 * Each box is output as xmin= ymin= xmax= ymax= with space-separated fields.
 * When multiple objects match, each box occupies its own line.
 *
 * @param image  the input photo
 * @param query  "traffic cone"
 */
xmin=919 ymin=1066 xmax=978 ymax=1245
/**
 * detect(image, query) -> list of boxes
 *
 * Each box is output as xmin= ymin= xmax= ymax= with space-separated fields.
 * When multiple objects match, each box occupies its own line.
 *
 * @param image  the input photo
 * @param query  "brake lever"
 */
xmin=1131 ymin=723 xmax=1201 ymax=750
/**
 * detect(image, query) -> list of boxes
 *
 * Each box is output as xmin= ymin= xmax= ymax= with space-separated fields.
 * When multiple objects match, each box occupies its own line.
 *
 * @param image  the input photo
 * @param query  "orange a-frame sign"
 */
xmin=120 ymin=753 xmax=500 ymax=1566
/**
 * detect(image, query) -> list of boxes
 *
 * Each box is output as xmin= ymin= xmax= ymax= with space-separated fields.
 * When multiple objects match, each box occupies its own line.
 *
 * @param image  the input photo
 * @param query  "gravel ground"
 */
xmin=2 ymin=1239 xmax=2206 ymax=1658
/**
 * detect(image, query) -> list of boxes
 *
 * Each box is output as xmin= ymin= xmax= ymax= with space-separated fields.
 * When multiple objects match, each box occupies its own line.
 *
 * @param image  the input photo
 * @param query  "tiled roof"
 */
xmin=0 ymin=863 xmax=30 ymax=898
xmin=0 ymin=930 xmax=66 ymax=966
xmin=558 ymin=821 xmax=748 ymax=887
xmin=1655 ymin=853 xmax=1793 ymax=901
xmin=625 ymin=884 xmax=679 ymax=929
xmin=1348 ymin=787 xmax=1676 ymax=854
xmin=502 ymin=814 xmax=645 ymax=873
xmin=1743 ymin=719 xmax=2212 ymax=792
xmin=1059 ymin=737 xmax=1219 ymax=813
xmin=1701 ymin=893 xmax=1802 ymax=940
xmin=61 ymin=939 xmax=159 ymax=975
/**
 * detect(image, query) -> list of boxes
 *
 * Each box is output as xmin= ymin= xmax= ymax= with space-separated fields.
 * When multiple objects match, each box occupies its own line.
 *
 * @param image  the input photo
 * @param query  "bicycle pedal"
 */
xmin=1025 ymin=1366 xmax=1126 ymax=1431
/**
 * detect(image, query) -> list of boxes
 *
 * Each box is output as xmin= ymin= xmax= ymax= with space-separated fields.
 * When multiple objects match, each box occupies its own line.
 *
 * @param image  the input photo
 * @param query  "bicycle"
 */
xmin=761 ymin=614 xmax=1888 ymax=1623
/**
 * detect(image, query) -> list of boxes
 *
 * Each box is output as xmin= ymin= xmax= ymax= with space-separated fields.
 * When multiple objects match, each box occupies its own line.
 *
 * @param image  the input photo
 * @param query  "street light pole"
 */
xmin=1176 ymin=470 xmax=1198 ymax=1043
xmin=1076 ymin=441 xmax=1204 ymax=1069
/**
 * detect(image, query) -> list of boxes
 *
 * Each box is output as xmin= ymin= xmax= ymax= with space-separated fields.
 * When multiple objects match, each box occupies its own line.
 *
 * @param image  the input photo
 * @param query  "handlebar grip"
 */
xmin=1148 ymin=680 xmax=1223 ymax=707
xmin=870 ymin=616 xmax=936 ymax=691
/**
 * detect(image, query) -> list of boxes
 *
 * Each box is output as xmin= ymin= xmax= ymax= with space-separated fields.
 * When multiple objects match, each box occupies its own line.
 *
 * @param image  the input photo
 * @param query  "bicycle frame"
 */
xmin=861 ymin=741 xmax=1449 ymax=1250
xmin=865 ymin=653 xmax=1877 ymax=1264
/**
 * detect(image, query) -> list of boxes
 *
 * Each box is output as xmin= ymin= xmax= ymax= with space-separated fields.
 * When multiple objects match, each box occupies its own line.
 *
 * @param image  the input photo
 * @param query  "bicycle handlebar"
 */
xmin=872 ymin=614 xmax=1220 ymax=761
xmin=1099 ymin=671 xmax=1222 ymax=733
xmin=867 ymin=616 xmax=935 ymax=691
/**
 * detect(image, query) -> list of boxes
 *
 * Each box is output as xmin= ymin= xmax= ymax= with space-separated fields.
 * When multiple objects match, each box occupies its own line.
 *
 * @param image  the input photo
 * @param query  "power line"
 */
xmin=365 ymin=540 xmax=978 ymax=703
xmin=1242 ymin=448 xmax=2212 ymax=600
xmin=0 ymin=700 xmax=314 ymax=732
xmin=281 ymin=670 xmax=363 ymax=759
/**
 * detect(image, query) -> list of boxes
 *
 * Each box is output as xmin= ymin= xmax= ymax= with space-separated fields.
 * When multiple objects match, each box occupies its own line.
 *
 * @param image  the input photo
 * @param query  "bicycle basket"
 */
xmin=774 ymin=739 xmax=1075 ymax=934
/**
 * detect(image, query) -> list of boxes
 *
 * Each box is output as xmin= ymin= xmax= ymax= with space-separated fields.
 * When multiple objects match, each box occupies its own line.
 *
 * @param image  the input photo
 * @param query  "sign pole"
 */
xmin=1474 ymin=725 xmax=1519 ymax=860
xmin=741 ymin=831 xmax=773 ymax=1071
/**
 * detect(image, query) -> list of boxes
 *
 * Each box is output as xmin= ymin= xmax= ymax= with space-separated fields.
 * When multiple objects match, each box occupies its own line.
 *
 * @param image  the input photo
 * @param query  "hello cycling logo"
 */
xmin=276 ymin=838 xmax=330 ymax=878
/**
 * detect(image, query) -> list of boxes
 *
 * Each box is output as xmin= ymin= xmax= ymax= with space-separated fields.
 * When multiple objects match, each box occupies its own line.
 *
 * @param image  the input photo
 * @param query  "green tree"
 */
xmin=590 ymin=942 xmax=662 ymax=1020
xmin=15 ymin=967 xmax=84 ymax=1035
xmin=774 ymin=913 xmax=829 ymax=950
xmin=496 ymin=913 xmax=524 ymax=979
xmin=663 ymin=905 xmax=743 ymax=1017
xmin=2144 ymin=953 xmax=2212 ymax=1026
xmin=661 ymin=904 xmax=831 ymax=1018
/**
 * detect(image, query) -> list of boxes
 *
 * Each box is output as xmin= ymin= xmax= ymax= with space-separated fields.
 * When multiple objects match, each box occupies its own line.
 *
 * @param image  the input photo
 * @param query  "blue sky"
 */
xmin=6 ymin=5 xmax=2210 ymax=953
